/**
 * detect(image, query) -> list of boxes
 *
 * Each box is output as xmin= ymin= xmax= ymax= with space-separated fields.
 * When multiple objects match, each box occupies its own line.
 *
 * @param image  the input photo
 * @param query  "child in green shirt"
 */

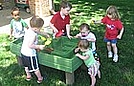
xmin=75 ymin=39 xmax=101 ymax=86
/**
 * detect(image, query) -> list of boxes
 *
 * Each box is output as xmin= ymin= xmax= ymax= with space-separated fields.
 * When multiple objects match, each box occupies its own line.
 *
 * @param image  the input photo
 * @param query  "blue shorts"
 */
xmin=21 ymin=53 xmax=39 ymax=72
xmin=104 ymin=38 xmax=117 ymax=44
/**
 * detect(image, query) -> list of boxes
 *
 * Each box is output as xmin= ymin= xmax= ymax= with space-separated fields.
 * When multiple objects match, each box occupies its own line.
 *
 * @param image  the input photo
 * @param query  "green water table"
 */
xmin=10 ymin=36 xmax=83 ymax=85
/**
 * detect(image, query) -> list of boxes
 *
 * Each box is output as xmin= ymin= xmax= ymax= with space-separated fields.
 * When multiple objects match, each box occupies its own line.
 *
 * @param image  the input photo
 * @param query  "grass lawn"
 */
xmin=0 ymin=0 xmax=134 ymax=86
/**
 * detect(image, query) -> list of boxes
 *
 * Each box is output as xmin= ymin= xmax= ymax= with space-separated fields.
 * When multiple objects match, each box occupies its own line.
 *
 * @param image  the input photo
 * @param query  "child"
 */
xmin=21 ymin=16 xmax=45 ymax=83
xmin=49 ymin=0 xmax=72 ymax=39
xmin=9 ymin=7 xmax=29 ymax=39
xmin=74 ymin=23 xmax=99 ymax=61
xmin=94 ymin=5 xmax=124 ymax=62
xmin=75 ymin=39 xmax=101 ymax=86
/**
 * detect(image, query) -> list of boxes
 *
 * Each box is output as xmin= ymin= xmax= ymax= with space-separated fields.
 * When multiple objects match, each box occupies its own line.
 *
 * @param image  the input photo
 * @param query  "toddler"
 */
xmin=94 ymin=5 xmax=124 ymax=62
xmin=75 ymin=39 xmax=101 ymax=86
xmin=9 ymin=7 xmax=29 ymax=39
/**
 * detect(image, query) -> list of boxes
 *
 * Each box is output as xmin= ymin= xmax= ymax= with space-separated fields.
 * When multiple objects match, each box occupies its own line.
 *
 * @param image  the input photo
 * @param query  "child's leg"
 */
xmin=97 ymin=69 xmax=101 ymax=79
xmin=25 ymin=67 xmax=31 ymax=79
xmin=107 ymin=42 xmax=112 ymax=52
xmin=112 ymin=43 xmax=118 ymax=55
xmin=88 ymin=63 xmax=100 ymax=86
xmin=107 ymin=42 xmax=113 ymax=58
xmin=34 ymin=69 xmax=43 ymax=81
xmin=112 ymin=43 xmax=118 ymax=62
xmin=90 ymin=75 xmax=96 ymax=86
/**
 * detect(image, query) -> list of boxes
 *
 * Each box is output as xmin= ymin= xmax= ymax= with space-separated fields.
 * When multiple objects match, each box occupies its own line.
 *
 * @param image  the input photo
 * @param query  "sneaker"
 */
xmin=113 ymin=55 xmax=118 ymax=62
xmin=108 ymin=51 xmax=113 ymax=58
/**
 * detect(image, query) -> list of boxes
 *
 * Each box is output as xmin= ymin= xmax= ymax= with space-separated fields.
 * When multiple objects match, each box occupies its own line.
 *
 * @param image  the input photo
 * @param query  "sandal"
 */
xmin=26 ymin=77 xmax=31 ymax=81
xmin=37 ymin=75 xmax=47 ymax=84
xmin=37 ymin=77 xmax=43 ymax=83
xmin=26 ymin=76 xmax=31 ymax=81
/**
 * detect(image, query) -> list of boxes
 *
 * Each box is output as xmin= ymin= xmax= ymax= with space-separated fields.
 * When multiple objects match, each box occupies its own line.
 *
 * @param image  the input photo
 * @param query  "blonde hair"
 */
xmin=30 ymin=15 xmax=44 ymax=28
xmin=106 ymin=5 xmax=120 ymax=19
xmin=78 ymin=39 xmax=89 ymax=49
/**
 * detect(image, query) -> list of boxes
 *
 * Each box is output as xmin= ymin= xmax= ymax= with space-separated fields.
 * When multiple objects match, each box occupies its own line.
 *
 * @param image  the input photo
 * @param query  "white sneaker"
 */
xmin=108 ymin=51 xmax=113 ymax=58
xmin=113 ymin=55 xmax=118 ymax=62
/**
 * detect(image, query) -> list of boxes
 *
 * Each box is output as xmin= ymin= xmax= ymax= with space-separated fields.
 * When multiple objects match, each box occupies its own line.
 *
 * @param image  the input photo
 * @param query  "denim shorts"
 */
xmin=104 ymin=38 xmax=117 ymax=44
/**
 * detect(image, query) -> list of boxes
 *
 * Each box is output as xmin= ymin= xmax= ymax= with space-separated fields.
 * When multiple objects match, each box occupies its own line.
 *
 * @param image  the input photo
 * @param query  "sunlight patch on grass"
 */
xmin=14 ymin=74 xmax=25 ymax=80
xmin=91 ymin=3 xmax=95 ymax=6
xmin=49 ymin=79 xmax=66 ymax=86
xmin=0 ymin=58 xmax=15 ymax=67
xmin=124 ymin=71 xmax=134 ymax=83
xmin=55 ymin=80 xmax=66 ymax=86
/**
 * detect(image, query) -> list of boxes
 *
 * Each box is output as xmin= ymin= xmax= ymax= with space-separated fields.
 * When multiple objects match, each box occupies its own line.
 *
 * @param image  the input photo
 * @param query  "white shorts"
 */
xmin=88 ymin=61 xmax=100 ymax=76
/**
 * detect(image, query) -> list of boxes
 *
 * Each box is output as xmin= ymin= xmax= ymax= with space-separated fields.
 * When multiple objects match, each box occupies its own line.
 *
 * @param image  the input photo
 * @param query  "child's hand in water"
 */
xmin=74 ymin=47 xmax=80 ymax=53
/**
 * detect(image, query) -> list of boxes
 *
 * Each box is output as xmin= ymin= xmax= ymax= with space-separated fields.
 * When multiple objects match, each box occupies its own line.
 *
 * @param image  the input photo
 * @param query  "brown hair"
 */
xmin=106 ymin=5 xmax=120 ymax=19
xmin=30 ymin=15 xmax=44 ymax=28
xmin=60 ymin=0 xmax=72 ymax=9
xmin=78 ymin=39 xmax=89 ymax=49
xmin=11 ymin=7 xmax=20 ymax=15
xmin=79 ymin=23 xmax=90 ymax=31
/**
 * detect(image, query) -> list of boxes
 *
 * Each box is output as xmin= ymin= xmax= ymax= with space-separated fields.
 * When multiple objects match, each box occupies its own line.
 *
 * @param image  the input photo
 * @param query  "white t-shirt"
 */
xmin=77 ymin=32 xmax=96 ymax=51
xmin=21 ymin=29 xmax=38 ymax=56
xmin=10 ymin=18 xmax=28 ymax=38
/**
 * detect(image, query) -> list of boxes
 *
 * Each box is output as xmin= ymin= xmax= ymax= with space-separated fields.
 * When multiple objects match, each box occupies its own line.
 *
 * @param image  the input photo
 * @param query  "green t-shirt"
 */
xmin=82 ymin=49 xmax=96 ymax=67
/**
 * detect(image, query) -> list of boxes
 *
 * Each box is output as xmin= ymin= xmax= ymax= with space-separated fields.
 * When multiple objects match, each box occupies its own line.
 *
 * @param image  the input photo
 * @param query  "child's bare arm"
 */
xmin=87 ymin=38 xmax=96 ymax=42
xmin=9 ymin=28 xmax=13 ymax=39
xmin=74 ymin=47 xmax=80 ymax=53
xmin=49 ymin=22 xmax=58 ymax=33
xmin=74 ymin=33 xmax=81 ymax=38
xmin=28 ymin=36 xmax=45 ymax=50
xmin=117 ymin=27 xmax=124 ymax=39
xmin=76 ymin=53 xmax=89 ymax=60
xmin=66 ymin=24 xmax=72 ymax=39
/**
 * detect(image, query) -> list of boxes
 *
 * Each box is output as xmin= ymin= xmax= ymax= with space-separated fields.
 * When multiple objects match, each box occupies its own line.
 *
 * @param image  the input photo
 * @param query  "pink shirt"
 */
xmin=101 ymin=16 xmax=123 ymax=40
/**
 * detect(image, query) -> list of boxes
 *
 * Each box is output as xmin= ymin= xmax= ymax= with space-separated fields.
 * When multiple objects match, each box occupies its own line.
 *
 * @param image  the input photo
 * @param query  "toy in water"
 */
xmin=40 ymin=35 xmax=47 ymax=41
xmin=56 ymin=30 xmax=63 ymax=37
xmin=44 ymin=38 xmax=52 ymax=46
xmin=39 ymin=35 xmax=53 ymax=53
xmin=53 ymin=30 xmax=63 ymax=38
xmin=44 ymin=38 xmax=53 ymax=53
xmin=40 ymin=36 xmax=52 ymax=46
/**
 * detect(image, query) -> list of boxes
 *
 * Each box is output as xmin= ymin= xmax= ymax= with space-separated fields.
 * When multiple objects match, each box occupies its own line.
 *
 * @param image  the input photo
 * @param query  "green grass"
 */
xmin=0 ymin=0 xmax=134 ymax=86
